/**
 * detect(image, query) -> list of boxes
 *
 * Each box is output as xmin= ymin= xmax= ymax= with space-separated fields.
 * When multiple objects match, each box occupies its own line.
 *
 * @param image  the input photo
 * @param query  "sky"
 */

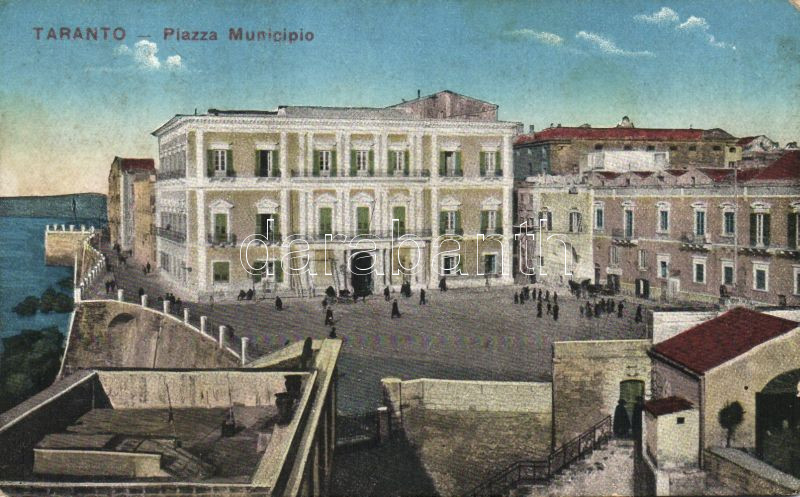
xmin=0 ymin=0 xmax=798 ymax=196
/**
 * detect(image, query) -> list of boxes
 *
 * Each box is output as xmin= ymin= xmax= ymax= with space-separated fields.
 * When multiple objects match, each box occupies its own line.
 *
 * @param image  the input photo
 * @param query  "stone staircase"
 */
xmin=520 ymin=439 xmax=635 ymax=497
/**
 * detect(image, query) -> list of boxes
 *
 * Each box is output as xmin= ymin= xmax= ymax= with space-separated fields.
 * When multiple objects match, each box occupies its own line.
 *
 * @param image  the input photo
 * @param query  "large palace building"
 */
xmin=151 ymin=91 xmax=520 ymax=301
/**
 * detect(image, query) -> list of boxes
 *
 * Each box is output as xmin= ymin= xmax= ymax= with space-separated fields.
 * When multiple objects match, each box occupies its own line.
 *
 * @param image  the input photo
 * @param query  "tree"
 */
xmin=718 ymin=401 xmax=744 ymax=448
xmin=12 ymin=296 xmax=39 ymax=316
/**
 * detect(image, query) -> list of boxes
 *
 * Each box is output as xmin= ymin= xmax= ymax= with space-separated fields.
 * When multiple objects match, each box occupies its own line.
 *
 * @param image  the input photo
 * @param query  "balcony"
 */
xmin=156 ymin=226 xmax=186 ymax=243
xmin=680 ymin=232 xmax=711 ymax=251
xmin=207 ymin=232 xmax=237 ymax=247
xmin=289 ymin=170 xmax=430 ymax=179
xmin=611 ymin=228 xmax=638 ymax=245
xmin=294 ymin=230 xmax=433 ymax=242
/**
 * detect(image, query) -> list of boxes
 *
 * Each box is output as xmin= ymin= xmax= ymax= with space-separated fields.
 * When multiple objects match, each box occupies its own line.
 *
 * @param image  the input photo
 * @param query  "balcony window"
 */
xmin=213 ymin=213 xmax=228 ymax=243
xmin=481 ymin=210 xmax=500 ymax=234
xmin=256 ymin=214 xmax=277 ymax=241
xmin=257 ymin=150 xmax=277 ymax=177
xmin=392 ymin=206 xmax=406 ymax=236
xmin=624 ymin=209 xmax=634 ymax=239
xmin=439 ymin=151 xmax=462 ymax=177
xmin=594 ymin=205 xmax=604 ymax=230
xmin=568 ymin=212 xmax=582 ymax=233
xmin=480 ymin=151 xmax=501 ymax=177
xmin=318 ymin=207 xmax=333 ymax=236
xmin=723 ymin=211 xmax=735 ymax=236
xmin=356 ymin=206 xmax=370 ymax=236
xmin=314 ymin=149 xmax=336 ymax=177
xmin=693 ymin=259 xmax=706 ymax=284
xmin=749 ymin=212 xmax=771 ymax=247
xmin=440 ymin=210 xmax=462 ymax=235
xmin=390 ymin=150 xmax=409 ymax=176
xmin=694 ymin=210 xmax=706 ymax=237
xmin=753 ymin=263 xmax=769 ymax=292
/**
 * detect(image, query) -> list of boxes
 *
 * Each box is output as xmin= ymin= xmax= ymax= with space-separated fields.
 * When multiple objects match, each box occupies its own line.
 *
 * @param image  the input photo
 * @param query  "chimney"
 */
xmin=417 ymin=89 xmax=421 ymax=99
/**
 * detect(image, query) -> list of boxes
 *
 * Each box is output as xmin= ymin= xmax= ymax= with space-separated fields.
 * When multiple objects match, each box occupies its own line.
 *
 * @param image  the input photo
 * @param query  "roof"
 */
xmin=739 ymin=150 xmax=800 ymax=183
xmin=644 ymin=396 xmax=694 ymax=416
xmin=386 ymin=89 xmax=497 ymax=109
xmin=697 ymin=168 xmax=734 ymax=183
xmin=277 ymin=105 xmax=415 ymax=120
xmin=651 ymin=307 xmax=798 ymax=375
xmin=736 ymin=136 xmax=759 ymax=146
xmin=515 ymin=126 xmax=735 ymax=146
xmin=117 ymin=157 xmax=155 ymax=172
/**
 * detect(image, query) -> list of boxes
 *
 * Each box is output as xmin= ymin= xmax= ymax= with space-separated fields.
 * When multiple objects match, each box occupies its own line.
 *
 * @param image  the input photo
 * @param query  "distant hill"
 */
xmin=0 ymin=193 xmax=107 ymax=221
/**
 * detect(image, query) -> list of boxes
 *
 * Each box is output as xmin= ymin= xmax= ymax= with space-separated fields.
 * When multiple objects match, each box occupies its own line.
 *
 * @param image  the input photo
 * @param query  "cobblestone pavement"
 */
xmin=87 ymin=247 xmax=649 ymax=414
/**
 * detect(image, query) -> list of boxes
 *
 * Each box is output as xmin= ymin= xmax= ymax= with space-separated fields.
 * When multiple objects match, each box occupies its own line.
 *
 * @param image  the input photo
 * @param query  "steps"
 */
xmin=523 ymin=440 xmax=635 ymax=497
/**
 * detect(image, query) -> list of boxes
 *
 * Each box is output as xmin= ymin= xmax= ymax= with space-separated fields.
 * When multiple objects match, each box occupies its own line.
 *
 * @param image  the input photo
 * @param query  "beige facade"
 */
xmin=107 ymin=157 xmax=155 ymax=252
xmin=152 ymin=99 xmax=518 ymax=300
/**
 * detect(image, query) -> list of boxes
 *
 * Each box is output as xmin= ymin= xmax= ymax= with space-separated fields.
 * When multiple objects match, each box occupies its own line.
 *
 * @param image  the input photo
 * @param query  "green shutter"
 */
xmin=480 ymin=152 xmax=486 ymax=176
xmin=313 ymin=151 xmax=320 ymax=176
xmin=368 ymin=150 xmax=374 ymax=176
xmin=455 ymin=211 xmax=462 ymax=235
xmin=496 ymin=209 xmax=502 ymax=232
xmin=350 ymin=150 xmax=357 ymax=176
xmin=357 ymin=207 xmax=370 ymax=235
xmin=393 ymin=206 xmax=406 ymax=235
xmin=330 ymin=150 xmax=337 ymax=177
xmin=275 ymin=260 xmax=283 ymax=283
xmin=455 ymin=152 xmax=462 ymax=176
xmin=256 ymin=150 xmax=262 ymax=176
xmin=207 ymin=150 xmax=213 ymax=177
xmin=388 ymin=151 xmax=395 ymax=175
xmin=750 ymin=213 xmax=757 ymax=246
xmin=404 ymin=150 xmax=410 ymax=176
xmin=226 ymin=150 xmax=234 ymax=176
xmin=763 ymin=213 xmax=770 ymax=246
xmin=495 ymin=151 xmax=502 ymax=176
xmin=439 ymin=152 xmax=446 ymax=176
xmin=480 ymin=211 xmax=488 ymax=232
xmin=273 ymin=150 xmax=281 ymax=177
xmin=789 ymin=213 xmax=798 ymax=249
xmin=439 ymin=212 xmax=447 ymax=235
xmin=273 ymin=216 xmax=280 ymax=239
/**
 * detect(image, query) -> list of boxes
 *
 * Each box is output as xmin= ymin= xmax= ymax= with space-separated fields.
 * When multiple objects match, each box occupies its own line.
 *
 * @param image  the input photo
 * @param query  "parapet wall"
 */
xmin=44 ymin=224 xmax=95 ymax=266
xmin=704 ymin=447 xmax=800 ymax=495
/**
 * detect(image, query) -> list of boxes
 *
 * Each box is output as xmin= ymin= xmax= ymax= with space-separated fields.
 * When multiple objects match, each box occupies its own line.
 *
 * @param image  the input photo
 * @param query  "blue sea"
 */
xmin=0 ymin=216 xmax=103 ymax=352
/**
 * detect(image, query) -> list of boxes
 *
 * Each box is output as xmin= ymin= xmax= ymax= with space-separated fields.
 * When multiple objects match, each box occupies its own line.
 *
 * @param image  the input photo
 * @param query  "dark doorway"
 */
xmin=594 ymin=264 xmax=601 ymax=286
xmin=620 ymin=379 xmax=645 ymax=420
xmin=756 ymin=369 xmax=800 ymax=478
xmin=635 ymin=279 xmax=650 ymax=299
xmin=607 ymin=274 xmax=620 ymax=293
xmin=351 ymin=251 xmax=374 ymax=297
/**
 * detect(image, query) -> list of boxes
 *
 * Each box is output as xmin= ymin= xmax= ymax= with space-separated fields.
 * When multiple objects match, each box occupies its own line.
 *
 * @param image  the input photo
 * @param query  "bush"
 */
xmin=0 ymin=327 xmax=64 ymax=411
xmin=52 ymin=292 xmax=73 ymax=313
xmin=39 ymin=288 xmax=72 ymax=313
xmin=12 ymin=296 xmax=39 ymax=317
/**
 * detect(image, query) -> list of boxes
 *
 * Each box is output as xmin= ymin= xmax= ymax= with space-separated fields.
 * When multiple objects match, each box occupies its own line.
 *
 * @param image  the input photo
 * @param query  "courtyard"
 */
xmin=86 ymin=247 xmax=650 ymax=415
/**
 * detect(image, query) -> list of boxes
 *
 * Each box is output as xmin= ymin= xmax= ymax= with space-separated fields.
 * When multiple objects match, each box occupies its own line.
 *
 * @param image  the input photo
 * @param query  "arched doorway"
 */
xmin=351 ymin=251 xmax=374 ymax=298
xmin=756 ymin=369 xmax=800 ymax=477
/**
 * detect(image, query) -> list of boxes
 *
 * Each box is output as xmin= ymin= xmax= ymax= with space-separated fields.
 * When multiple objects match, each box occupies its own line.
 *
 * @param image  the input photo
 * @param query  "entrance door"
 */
xmin=594 ymin=264 xmax=601 ymax=285
xmin=635 ymin=279 xmax=650 ymax=299
xmin=668 ymin=277 xmax=680 ymax=299
xmin=351 ymin=252 xmax=374 ymax=297
xmin=620 ymin=380 xmax=645 ymax=420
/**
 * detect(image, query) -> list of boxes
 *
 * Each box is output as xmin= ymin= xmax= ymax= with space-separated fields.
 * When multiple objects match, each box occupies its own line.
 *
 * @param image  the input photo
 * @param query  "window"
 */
xmin=213 ymin=261 xmax=230 ymax=283
xmin=638 ymin=249 xmax=647 ymax=270
xmin=319 ymin=150 xmax=331 ymax=174
xmin=713 ymin=145 xmax=722 ymax=151
xmin=487 ymin=210 xmax=497 ymax=232
xmin=356 ymin=206 xmax=370 ymax=235
xmin=594 ymin=205 xmax=604 ymax=230
xmin=794 ymin=266 xmax=800 ymax=295
xmin=750 ymin=212 xmax=771 ymax=247
xmin=688 ymin=145 xmax=697 ymax=151
xmin=610 ymin=245 xmax=620 ymax=266
xmin=623 ymin=145 xmax=632 ymax=151
xmin=538 ymin=210 xmax=553 ymax=231
xmin=658 ymin=208 xmax=670 ymax=233
xmin=442 ymin=255 xmax=457 ymax=275
xmin=723 ymin=211 xmax=736 ymax=236
xmin=213 ymin=149 xmax=227 ymax=173
xmin=356 ymin=150 xmax=369 ymax=173
xmin=788 ymin=212 xmax=799 ymax=249
xmin=646 ymin=145 xmax=655 ymax=151
xmin=481 ymin=151 xmax=498 ymax=176
xmin=753 ymin=263 xmax=769 ymax=291
xmin=484 ymin=254 xmax=497 ymax=274
xmin=657 ymin=255 xmax=669 ymax=279
xmin=392 ymin=206 xmax=406 ymax=236
xmin=441 ymin=151 xmax=461 ymax=176
xmin=624 ymin=209 xmax=634 ymax=238
xmin=594 ymin=144 xmax=603 ymax=150
xmin=693 ymin=258 xmax=706 ymax=284
xmin=677 ymin=417 xmax=685 ymax=425
xmin=721 ymin=260 xmax=734 ymax=286
xmin=257 ymin=150 xmax=273 ymax=177
xmin=251 ymin=260 xmax=268 ymax=283
xmin=318 ymin=207 xmax=333 ymax=235
xmin=729 ymin=147 xmax=736 ymax=153
xmin=446 ymin=211 xmax=457 ymax=233
xmin=160 ymin=252 xmax=170 ymax=273
xmin=695 ymin=210 xmax=706 ymax=237
xmin=569 ymin=212 xmax=582 ymax=233
xmin=669 ymin=145 xmax=677 ymax=151
xmin=213 ymin=212 xmax=228 ymax=243
xmin=392 ymin=150 xmax=406 ymax=174
xmin=256 ymin=214 xmax=277 ymax=241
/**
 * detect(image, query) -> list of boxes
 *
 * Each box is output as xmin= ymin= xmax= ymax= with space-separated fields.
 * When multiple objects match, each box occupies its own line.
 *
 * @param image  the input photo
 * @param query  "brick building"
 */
xmin=152 ymin=91 xmax=518 ymax=300
xmin=513 ymin=118 xmax=740 ymax=178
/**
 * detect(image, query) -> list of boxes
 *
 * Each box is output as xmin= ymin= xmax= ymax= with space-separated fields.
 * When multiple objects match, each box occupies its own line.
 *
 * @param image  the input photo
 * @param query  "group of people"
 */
xmin=237 ymin=288 xmax=256 ymax=301
xmin=141 ymin=261 xmax=152 ymax=275
xmin=578 ymin=298 xmax=643 ymax=323
xmin=103 ymin=276 xmax=118 ymax=294
xmin=513 ymin=286 xmax=560 ymax=321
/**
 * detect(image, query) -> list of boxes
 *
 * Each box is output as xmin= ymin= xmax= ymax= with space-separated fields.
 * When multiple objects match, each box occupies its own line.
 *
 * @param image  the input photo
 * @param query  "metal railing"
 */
xmin=156 ymin=226 xmax=186 ymax=243
xmin=468 ymin=415 xmax=612 ymax=497
xmin=290 ymin=169 xmax=431 ymax=178
xmin=612 ymin=228 xmax=636 ymax=240
xmin=293 ymin=230 xmax=434 ymax=241
xmin=207 ymin=232 xmax=237 ymax=246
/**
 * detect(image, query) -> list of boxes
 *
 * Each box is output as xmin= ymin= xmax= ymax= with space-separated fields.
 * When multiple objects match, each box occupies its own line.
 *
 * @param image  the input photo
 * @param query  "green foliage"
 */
xmin=12 ymin=296 xmax=39 ymax=316
xmin=57 ymin=277 xmax=73 ymax=291
xmin=718 ymin=401 xmax=745 ymax=447
xmin=0 ymin=327 xmax=64 ymax=412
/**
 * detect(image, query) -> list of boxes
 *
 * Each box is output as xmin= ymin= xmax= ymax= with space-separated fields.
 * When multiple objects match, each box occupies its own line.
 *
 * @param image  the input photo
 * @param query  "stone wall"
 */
xmin=552 ymin=339 xmax=651 ymax=445
xmin=44 ymin=225 xmax=95 ymax=266
xmin=651 ymin=310 xmax=718 ymax=344
xmin=704 ymin=447 xmax=800 ymax=495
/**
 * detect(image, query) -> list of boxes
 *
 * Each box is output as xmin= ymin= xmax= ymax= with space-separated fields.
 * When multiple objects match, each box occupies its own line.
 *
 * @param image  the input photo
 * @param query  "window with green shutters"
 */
xmin=494 ymin=151 xmax=502 ymax=176
xmin=213 ymin=213 xmax=228 ymax=243
xmin=455 ymin=210 xmax=462 ymax=235
xmin=368 ymin=150 xmax=374 ymax=176
xmin=256 ymin=150 xmax=280 ymax=177
xmin=389 ymin=150 xmax=410 ymax=176
xmin=480 ymin=211 xmax=488 ymax=233
xmin=439 ymin=151 xmax=462 ymax=177
xmin=212 ymin=261 xmax=229 ymax=283
xmin=208 ymin=149 xmax=230 ymax=177
xmin=392 ymin=206 xmax=406 ymax=235
xmin=275 ymin=260 xmax=283 ymax=283
xmin=439 ymin=211 xmax=462 ymax=235
xmin=313 ymin=150 xmax=335 ymax=177
xmin=356 ymin=206 xmax=370 ymax=235
xmin=403 ymin=150 xmax=410 ymax=176
xmin=480 ymin=151 xmax=501 ymax=177
xmin=256 ymin=214 xmax=278 ymax=241
xmin=319 ymin=207 xmax=333 ymax=236
xmin=225 ymin=150 xmax=234 ymax=177
xmin=439 ymin=211 xmax=448 ymax=235
xmin=481 ymin=210 xmax=501 ymax=234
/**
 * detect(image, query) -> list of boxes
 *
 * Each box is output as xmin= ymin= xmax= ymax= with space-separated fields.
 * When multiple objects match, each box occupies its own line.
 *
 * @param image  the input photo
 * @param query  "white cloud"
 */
xmin=575 ymin=31 xmax=654 ymax=57
xmin=112 ymin=40 xmax=186 ymax=70
xmin=165 ymin=54 xmax=183 ymax=69
xmin=506 ymin=29 xmax=564 ymax=46
xmin=677 ymin=15 xmax=709 ymax=30
xmin=134 ymin=40 xmax=160 ymax=69
xmin=634 ymin=7 xmax=679 ymax=24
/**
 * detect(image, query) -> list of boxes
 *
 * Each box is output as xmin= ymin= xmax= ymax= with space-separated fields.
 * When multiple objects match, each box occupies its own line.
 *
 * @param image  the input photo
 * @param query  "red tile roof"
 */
xmin=644 ymin=396 xmax=694 ymax=416
xmin=740 ymin=150 xmax=800 ymax=183
xmin=697 ymin=168 xmax=734 ymax=183
xmin=514 ymin=127 xmax=721 ymax=146
xmin=118 ymin=158 xmax=155 ymax=172
xmin=651 ymin=307 xmax=798 ymax=375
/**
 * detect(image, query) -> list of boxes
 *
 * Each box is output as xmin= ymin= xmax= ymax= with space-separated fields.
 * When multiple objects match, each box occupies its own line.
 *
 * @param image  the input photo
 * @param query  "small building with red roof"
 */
xmin=648 ymin=307 xmax=800 ymax=472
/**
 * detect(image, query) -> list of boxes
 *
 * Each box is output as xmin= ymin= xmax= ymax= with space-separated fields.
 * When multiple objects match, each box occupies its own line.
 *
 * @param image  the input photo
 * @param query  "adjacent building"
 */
xmin=107 ymin=157 xmax=156 ymax=263
xmin=513 ymin=117 xmax=740 ymax=178
xmin=151 ymin=91 xmax=519 ymax=300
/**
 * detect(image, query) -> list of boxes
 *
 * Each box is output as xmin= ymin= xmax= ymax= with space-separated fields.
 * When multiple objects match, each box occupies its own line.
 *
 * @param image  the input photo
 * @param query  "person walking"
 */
xmin=617 ymin=300 xmax=624 ymax=319
xmin=384 ymin=286 xmax=390 ymax=301
xmin=275 ymin=295 xmax=282 ymax=310
xmin=439 ymin=276 xmax=447 ymax=292
xmin=553 ymin=292 xmax=558 ymax=305
xmin=553 ymin=303 xmax=559 ymax=321
xmin=546 ymin=301 xmax=552 ymax=315
xmin=545 ymin=290 xmax=550 ymax=302
xmin=537 ymin=300 xmax=542 ymax=318
xmin=635 ymin=304 xmax=643 ymax=323
xmin=586 ymin=302 xmax=592 ymax=319
xmin=514 ymin=292 xmax=519 ymax=304
xmin=391 ymin=299 xmax=401 ymax=319
xmin=146 ymin=261 xmax=151 ymax=274
xmin=328 ymin=327 xmax=337 ymax=339
xmin=580 ymin=304 xmax=584 ymax=318
xmin=138 ymin=287 xmax=144 ymax=299
xmin=325 ymin=307 xmax=334 ymax=326
xmin=419 ymin=288 xmax=427 ymax=305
